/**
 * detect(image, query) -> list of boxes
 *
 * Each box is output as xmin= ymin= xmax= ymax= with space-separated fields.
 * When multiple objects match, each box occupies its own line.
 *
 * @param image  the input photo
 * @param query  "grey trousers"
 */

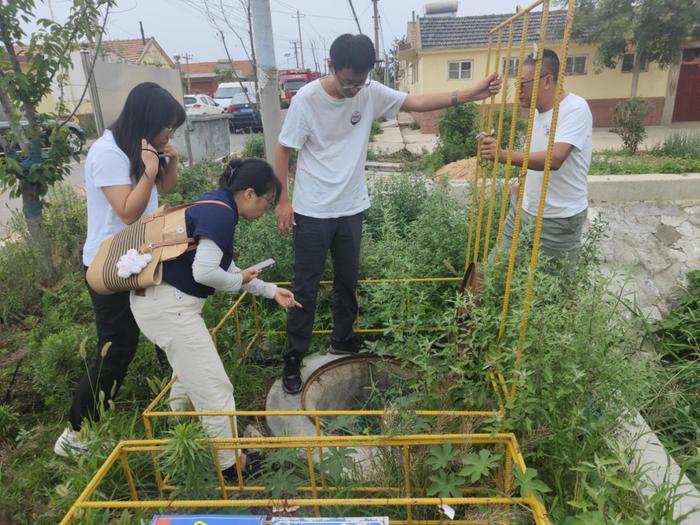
xmin=500 ymin=204 xmax=588 ymax=261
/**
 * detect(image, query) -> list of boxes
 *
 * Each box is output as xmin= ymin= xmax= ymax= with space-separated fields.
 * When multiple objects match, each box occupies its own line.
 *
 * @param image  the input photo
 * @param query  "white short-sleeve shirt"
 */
xmin=522 ymin=93 xmax=593 ymax=218
xmin=278 ymin=79 xmax=407 ymax=218
xmin=82 ymin=130 xmax=158 ymax=266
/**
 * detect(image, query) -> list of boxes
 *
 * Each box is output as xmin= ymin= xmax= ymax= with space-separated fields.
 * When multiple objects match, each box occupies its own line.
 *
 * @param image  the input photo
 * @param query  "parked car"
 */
xmin=213 ymin=81 xmax=255 ymax=107
xmin=225 ymin=91 xmax=262 ymax=133
xmin=0 ymin=107 xmax=86 ymax=156
xmin=184 ymin=94 xmax=222 ymax=116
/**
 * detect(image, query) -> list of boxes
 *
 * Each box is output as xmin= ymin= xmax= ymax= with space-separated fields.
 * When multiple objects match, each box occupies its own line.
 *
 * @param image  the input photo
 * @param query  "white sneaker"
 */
xmin=54 ymin=428 xmax=88 ymax=457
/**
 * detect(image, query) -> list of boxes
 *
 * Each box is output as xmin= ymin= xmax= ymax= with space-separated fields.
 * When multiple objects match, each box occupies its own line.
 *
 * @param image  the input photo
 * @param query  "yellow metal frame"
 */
xmin=465 ymin=0 xmax=577 ymax=406
xmin=209 ymin=277 xmax=463 ymax=364
xmin=60 ymin=434 xmax=549 ymax=525
xmin=63 ymin=1 xmax=578 ymax=523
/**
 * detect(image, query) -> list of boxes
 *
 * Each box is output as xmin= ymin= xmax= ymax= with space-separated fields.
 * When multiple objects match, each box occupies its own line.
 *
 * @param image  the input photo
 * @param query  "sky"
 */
xmin=28 ymin=0 xmax=519 ymax=69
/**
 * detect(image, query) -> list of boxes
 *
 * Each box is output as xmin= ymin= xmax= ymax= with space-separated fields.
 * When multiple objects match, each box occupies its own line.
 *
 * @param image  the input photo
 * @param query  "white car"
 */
xmin=184 ymin=94 xmax=222 ymax=116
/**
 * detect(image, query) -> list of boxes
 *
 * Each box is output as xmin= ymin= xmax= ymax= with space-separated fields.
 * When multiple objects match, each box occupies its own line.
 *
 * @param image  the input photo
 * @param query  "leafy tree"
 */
xmin=0 ymin=0 xmax=111 ymax=239
xmin=575 ymin=0 xmax=700 ymax=97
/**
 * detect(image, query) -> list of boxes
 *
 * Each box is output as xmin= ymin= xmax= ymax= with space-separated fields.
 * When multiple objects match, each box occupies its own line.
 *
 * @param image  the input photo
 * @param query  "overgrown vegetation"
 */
xmin=0 ymin=161 xmax=697 ymax=523
xmin=644 ymin=270 xmax=700 ymax=488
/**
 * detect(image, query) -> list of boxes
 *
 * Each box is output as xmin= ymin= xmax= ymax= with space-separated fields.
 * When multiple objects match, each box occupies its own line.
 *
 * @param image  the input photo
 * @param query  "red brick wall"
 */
xmin=412 ymin=96 xmax=665 ymax=134
xmin=587 ymin=97 xmax=664 ymax=127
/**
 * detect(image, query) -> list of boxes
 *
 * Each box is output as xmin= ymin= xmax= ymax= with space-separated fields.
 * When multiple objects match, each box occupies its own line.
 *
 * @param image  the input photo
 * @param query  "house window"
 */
xmin=448 ymin=60 xmax=473 ymax=80
xmin=502 ymin=57 xmax=519 ymax=77
xmin=621 ymin=53 xmax=649 ymax=72
xmin=565 ymin=55 xmax=587 ymax=75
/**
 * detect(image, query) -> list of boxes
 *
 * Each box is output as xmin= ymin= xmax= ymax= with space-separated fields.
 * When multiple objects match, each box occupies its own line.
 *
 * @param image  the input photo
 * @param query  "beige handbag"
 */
xmin=86 ymin=200 xmax=231 ymax=295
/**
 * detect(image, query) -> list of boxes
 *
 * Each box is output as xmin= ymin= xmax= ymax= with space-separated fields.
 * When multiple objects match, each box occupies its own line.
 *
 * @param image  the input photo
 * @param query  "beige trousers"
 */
xmin=130 ymin=283 xmax=237 ymax=469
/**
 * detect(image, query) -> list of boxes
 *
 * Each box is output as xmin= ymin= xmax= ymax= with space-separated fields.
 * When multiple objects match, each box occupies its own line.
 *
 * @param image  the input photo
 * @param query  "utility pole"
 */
xmin=372 ymin=0 xmax=381 ymax=75
xmin=294 ymin=10 xmax=305 ymax=69
xmin=292 ymin=41 xmax=300 ymax=69
xmin=178 ymin=52 xmax=193 ymax=93
xmin=139 ymin=21 xmax=146 ymax=45
xmin=243 ymin=0 xmax=259 ymax=100
xmin=250 ymin=0 xmax=282 ymax=161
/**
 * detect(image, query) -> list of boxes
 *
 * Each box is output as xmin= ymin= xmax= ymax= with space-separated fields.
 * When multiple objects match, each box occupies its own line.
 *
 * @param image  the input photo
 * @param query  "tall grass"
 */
xmin=652 ymin=131 xmax=700 ymax=160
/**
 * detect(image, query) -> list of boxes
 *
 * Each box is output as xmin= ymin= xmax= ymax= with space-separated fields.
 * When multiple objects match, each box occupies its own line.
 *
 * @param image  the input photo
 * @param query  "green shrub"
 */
xmin=160 ymin=160 xmax=219 ymax=206
xmin=0 ymin=403 xmax=19 ymax=440
xmin=652 ymin=131 xmax=700 ymax=159
xmin=0 ymin=185 xmax=86 ymax=324
xmin=412 ymin=104 xmax=527 ymax=173
xmin=242 ymin=133 xmax=265 ymax=159
xmin=410 ymin=120 xmax=421 ymax=130
xmin=611 ymin=97 xmax=649 ymax=154
xmin=28 ymin=324 xmax=94 ymax=408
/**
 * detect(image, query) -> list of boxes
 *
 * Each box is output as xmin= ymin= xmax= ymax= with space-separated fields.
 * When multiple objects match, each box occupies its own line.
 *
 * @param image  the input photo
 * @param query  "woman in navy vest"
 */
xmin=131 ymin=158 xmax=299 ymax=480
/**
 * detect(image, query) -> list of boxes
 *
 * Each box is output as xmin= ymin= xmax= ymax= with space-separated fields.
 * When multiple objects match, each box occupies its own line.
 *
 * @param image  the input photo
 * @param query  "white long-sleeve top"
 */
xmin=191 ymin=238 xmax=277 ymax=299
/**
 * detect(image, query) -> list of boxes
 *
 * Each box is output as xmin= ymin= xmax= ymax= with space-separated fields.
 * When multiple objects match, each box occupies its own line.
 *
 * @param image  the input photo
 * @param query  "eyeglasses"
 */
xmin=164 ymin=126 xmax=176 ymax=137
xmin=519 ymin=74 xmax=550 ymax=86
xmin=336 ymin=75 xmax=372 ymax=92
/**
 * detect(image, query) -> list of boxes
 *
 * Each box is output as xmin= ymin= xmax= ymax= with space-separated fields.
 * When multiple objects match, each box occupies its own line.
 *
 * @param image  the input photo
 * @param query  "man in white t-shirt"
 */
xmin=481 ymin=48 xmax=593 ymax=265
xmin=275 ymin=33 xmax=502 ymax=394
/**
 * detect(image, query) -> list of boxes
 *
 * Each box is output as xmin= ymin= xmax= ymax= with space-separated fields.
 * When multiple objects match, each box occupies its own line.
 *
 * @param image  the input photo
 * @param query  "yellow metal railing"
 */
xmin=464 ymin=0 xmax=577 ymax=406
xmin=209 ymin=277 xmax=463 ymax=363
xmin=59 ymin=434 xmax=550 ymax=525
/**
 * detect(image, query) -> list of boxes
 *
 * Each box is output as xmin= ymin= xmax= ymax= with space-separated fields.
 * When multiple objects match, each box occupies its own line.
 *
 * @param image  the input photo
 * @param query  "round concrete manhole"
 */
xmin=265 ymin=354 xmax=411 ymax=438
xmin=302 ymin=354 xmax=410 ymax=408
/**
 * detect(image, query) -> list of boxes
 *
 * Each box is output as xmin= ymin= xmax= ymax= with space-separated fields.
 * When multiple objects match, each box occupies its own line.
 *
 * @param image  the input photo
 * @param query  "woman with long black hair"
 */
xmin=55 ymin=82 xmax=186 ymax=456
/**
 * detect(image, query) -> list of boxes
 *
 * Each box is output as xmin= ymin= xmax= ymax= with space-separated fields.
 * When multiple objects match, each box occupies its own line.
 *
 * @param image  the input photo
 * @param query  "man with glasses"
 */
xmin=481 ymin=48 xmax=592 ymax=270
xmin=275 ymin=33 xmax=502 ymax=394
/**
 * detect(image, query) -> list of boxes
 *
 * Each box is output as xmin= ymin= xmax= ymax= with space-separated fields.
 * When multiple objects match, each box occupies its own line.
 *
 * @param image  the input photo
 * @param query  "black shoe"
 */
xmin=282 ymin=354 xmax=303 ymax=395
xmin=329 ymin=336 xmax=366 ymax=355
xmin=221 ymin=451 xmax=263 ymax=483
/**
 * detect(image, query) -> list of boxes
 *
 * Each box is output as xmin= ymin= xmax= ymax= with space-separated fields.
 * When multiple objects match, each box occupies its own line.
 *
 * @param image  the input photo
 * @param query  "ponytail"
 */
xmin=219 ymin=158 xmax=281 ymax=204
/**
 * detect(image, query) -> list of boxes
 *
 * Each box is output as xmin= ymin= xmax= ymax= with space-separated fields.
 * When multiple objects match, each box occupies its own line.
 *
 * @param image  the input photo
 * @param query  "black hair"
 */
xmin=524 ymin=48 xmax=560 ymax=81
xmin=329 ymin=33 xmax=376 ymax=73
xmin=110 ymin=82 xmax=186 ymax=183
xmin=219 ymin=158 xmax=281 ymax=204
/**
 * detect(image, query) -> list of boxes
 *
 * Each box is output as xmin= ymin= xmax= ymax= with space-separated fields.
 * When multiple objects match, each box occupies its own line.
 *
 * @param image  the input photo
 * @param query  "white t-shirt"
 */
xmin=522 ymin=93 xmax=593 ymax=218
xmin=82 ymin=130 xmax=158 ymax=266
xmin=278 ymin=79 xmax=407 ymax=218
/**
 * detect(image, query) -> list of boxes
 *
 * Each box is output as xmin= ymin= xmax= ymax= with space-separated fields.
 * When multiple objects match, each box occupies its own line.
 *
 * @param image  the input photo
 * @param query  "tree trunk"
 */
xmin=630 ymin=50 xmax=642 ymax=98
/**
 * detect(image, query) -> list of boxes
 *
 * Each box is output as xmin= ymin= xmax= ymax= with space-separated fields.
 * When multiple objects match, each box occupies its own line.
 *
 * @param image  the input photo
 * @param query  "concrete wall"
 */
xmin=171 ymin=114 xmax=230 ymax=163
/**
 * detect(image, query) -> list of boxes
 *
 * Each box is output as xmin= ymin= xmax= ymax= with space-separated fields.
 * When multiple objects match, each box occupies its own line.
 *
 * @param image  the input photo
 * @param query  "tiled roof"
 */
xmin=102 ymin=38 xmax=149 ymax=63
xmin=180 ymin=60 xmax=254 ymax=77
xmin=419 ymin=10 xmax=590 ymax=50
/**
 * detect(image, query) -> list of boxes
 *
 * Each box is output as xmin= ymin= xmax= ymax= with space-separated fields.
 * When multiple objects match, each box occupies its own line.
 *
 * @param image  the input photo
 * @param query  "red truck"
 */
xmin=278 ymin=69 xmax=321 ymax=108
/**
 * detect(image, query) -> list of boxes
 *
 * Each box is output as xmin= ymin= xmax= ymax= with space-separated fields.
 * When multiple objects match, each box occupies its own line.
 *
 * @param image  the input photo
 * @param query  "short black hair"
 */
xmin=524 ymin=48 xmax=560 ymax=81
xmin=329 ymin=34 xmax=375 ymax=73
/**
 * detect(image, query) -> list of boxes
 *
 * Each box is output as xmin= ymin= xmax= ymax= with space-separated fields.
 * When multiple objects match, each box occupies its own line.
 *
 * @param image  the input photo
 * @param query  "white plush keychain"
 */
xmin=116 ymin=249 xmax=153 ymax=279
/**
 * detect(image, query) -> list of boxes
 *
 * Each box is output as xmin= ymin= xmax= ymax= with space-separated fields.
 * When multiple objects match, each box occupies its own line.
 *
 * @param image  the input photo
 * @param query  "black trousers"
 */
xmin=68 ymin=274 xmax=141 ymax=431
xmin=286 ymin=212 xmax=363 ymax=357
